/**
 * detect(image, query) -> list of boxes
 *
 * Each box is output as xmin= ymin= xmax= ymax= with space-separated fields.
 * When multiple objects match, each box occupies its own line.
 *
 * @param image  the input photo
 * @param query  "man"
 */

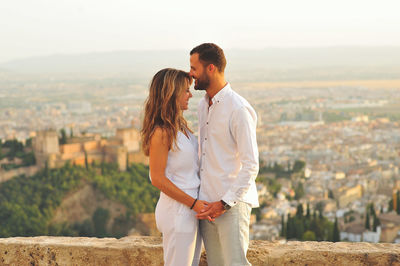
xmin=189 ymin=43 xmax=259 ymax=266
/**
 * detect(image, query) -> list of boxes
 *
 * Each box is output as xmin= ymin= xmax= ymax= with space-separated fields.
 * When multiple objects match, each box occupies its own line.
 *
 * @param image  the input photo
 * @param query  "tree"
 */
xmin=25 ymin=138 xmax=33 ymax=148
xmin=389 ymin=199 xmax=393 ymax=212
xmin=333 ymin=217 xmax=340 ymax=242
xmin=373 ymin=215 xmax=380 ymax=232
xmin=306 ymin=203 xmax=310 ymax=219
xmin=281 ymin=214 xmax=286 ymax=237
xmin=296 ymin=204 xmax=304 ymax=218
xmin=59 ymin=129 xmax=67 ymax=145
xmin=365 ymin=212 xmax=370 ymax=230
xmin=302 ymin=230 xmax=316 ymax=241
xmin=328 ymin=189 xmax=334 ymax=199
xmin=292 ymin=160 xmax=305 ymax=173
xmin=92 ymin=208 xmax=110 ymax=237
xmin=369 ymin=203 xmax=376 ymax=216
xmin=73 ymin=219 xmax=94 ymax=236
xmin=84 ymin=151 xmax=89 ymax=170
xmin=294 ymin=182 xmax=305 ymax=200
xmin=316 ymin=201 xmax=325 ymax=218
xmin=3 ymin=139 xmax=24 ymax=159
xmin=273 ymin=162 xmax=284 ymax=176
xmin=286 ymin=214 xmax=292 ymax=239
xmin=397 ymin=191 xmax=400 ymax=215
xmin=44 ymin=160 xmax=50 ymax=177
xmin=126 ymin=155 xmax=130 ymax=171
xmin=287 ymin=161 xmax=291 ymax=172
xmin=252 ymin=206 xmax=262 ymax=222
xmin=101 ymin=162 xmax=105 ymax=175
xmin=280 ymin=207 xmax=336 ymax=242
xmin=22 ymin=152 xmax=36 ymax=166
xmin=294 ymin=219 xmax=304 ymax=239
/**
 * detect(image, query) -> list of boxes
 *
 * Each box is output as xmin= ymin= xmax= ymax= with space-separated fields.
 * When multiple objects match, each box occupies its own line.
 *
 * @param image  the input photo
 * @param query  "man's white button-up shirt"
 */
xmin=198 ymin=83 xmax=259 ymax=208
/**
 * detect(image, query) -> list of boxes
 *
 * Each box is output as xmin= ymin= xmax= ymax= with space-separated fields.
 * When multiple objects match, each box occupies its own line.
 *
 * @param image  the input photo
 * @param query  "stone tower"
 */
xmin=116 ymin=127 xmax=140 ymax=152
xmin=32 ymin=130 xmax=60 ymax=168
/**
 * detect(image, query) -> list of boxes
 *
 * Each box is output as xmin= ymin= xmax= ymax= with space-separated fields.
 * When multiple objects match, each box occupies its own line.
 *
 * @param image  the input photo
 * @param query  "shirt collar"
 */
xmin=204 ymin=83 xmax=231 ymax=105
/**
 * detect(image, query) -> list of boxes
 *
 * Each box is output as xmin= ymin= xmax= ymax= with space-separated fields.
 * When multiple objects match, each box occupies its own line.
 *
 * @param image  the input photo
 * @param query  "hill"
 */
xmin=0 ymin=163 xmax=159 ymax=238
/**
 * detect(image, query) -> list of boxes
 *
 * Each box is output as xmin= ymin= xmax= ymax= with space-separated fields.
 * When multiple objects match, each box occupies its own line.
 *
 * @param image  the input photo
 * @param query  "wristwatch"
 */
xmin=220 ymin=200 xmax=231 ymax=210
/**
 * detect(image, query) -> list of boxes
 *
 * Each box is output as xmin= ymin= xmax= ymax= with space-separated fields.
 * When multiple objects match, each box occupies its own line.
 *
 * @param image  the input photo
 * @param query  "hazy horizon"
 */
xmin=1 ymin=0 xmax=400 ymax=63
xmin=2 ymin=45 xmax=400 ymax=64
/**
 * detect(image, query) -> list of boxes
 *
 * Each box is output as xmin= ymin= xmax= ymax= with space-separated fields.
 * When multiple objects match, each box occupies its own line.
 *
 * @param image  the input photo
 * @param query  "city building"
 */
xmin=33 ymin=123 xmax=146 ymax=171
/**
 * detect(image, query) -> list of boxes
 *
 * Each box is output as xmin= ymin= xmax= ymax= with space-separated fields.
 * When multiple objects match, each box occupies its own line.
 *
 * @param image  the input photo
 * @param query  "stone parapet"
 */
xmin=1 ymin=236 xmax=400 ymax=266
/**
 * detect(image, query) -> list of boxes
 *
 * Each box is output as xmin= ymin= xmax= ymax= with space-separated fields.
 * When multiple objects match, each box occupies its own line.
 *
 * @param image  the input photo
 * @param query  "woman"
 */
xmin=141 ymin=68 xmax=208 ymax=266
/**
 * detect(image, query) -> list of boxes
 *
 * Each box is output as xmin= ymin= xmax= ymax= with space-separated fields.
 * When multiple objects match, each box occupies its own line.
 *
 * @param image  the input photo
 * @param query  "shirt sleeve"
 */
xmin=221 ymin=105 xmax=259 ymax=206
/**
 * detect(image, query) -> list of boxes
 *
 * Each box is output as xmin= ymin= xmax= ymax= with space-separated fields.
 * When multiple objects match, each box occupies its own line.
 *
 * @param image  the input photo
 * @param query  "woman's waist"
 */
xmin=165 ymin=173 xmax=200 ymax=189
xmin=160 ymin=187 xmax=199 ymax=201
xmin=177 ymin=186 xmax=199 ymax=198
xmin=167 ymin=180 xmax=199 ymax=194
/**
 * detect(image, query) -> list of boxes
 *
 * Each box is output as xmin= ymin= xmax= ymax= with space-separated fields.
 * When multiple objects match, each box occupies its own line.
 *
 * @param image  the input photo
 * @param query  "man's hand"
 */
xmin=196 ymin=201 xmax=226 ymax=221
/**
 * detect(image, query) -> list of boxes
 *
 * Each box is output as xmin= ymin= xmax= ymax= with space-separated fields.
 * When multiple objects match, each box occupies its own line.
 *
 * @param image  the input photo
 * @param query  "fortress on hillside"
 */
xmin=32 ymin=123 xmax=147 ymax=171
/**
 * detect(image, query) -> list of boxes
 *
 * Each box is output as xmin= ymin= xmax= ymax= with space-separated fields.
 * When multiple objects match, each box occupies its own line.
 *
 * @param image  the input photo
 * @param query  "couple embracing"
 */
xmin=141 ymin=43 xmax=259 ymax=266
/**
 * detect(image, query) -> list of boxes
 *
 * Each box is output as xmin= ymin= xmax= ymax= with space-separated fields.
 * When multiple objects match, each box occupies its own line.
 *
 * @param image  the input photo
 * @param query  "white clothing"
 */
xmin=164 ymin=131 xmax=200 ymax=198
xmin=154 ymin=131 xmax=202 ymax=266
xmin=156 ymin=192 xmax=201 ymax=266
xmin=198 ymin=83 xmax=259 ymax=207
xmin=200 ymin=202 xmax=251 ymax=266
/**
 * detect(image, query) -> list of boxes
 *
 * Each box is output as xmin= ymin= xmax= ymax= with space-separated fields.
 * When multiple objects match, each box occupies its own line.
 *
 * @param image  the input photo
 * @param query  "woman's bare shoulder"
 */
xmin=150 ymin=126 xmax=168 ymax=145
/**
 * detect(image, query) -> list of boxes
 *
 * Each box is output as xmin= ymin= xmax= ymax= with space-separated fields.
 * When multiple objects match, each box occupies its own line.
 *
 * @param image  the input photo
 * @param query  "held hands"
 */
xmin=195 ymin=201 xmax=226 ymax=221
xmin=192 ymin=200 xmax=214 ymax=222
xmin=192 ymin=200 xmax=209 ymax=213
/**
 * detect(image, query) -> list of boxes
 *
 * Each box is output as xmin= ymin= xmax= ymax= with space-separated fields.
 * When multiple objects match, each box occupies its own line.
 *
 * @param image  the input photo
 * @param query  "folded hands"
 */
xmin=192 ymin=200 xmax=226 ymax=222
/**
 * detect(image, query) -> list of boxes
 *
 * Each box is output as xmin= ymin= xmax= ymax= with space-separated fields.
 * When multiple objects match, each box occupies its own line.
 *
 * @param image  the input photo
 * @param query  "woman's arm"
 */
xmin=149 ymin=127 xmax=207 ymax=213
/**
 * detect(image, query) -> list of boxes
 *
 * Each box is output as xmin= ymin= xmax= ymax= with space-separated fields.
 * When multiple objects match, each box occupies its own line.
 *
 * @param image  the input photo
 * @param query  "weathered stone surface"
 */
xmin=0 ymin=236 xmax=163 ymax=266
xmin=247 ymin=240 xmax=400 ymax=266
xmin=1 ymin=236 xmax=400 ymax=266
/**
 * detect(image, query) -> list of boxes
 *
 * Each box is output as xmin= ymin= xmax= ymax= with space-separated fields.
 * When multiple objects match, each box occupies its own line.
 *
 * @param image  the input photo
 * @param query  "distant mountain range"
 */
xmin=1 ymin=47 xmax=400 ymax=81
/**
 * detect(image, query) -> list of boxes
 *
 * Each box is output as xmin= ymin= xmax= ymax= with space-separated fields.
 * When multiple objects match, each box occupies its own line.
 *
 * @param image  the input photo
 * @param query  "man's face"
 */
xmin=190 ymin=53 xmax=210 ymax=91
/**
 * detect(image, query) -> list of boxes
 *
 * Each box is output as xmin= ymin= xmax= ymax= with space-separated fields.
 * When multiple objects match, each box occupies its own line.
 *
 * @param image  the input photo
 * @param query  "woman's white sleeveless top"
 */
xmin=164 ymin=131 xmax=200 ymax=198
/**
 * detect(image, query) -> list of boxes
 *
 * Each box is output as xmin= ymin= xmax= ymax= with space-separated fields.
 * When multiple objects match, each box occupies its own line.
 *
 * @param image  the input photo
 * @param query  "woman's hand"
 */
xmin=192 ymin=200 xmax=209 ymax=214
xmin=192 ymin=200 xmax=215 ymax=221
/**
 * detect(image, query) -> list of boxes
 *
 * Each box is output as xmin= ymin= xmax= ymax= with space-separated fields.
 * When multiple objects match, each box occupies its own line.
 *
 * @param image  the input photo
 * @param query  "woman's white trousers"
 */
xmin=155 ymin=192 xmax=202 ymax=266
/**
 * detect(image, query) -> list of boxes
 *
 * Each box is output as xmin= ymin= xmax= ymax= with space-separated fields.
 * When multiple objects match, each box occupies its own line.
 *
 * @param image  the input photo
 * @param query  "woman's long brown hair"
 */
xmin=141 ymin=68 xmax=192 ymax=156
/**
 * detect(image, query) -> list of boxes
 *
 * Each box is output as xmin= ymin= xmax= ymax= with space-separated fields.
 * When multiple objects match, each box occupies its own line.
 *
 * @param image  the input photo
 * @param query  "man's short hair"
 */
xmin=190 ymin=43 xmax=226 ymax=73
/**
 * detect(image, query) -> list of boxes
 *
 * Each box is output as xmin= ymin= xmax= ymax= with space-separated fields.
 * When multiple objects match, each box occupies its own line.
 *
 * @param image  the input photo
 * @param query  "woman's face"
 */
xmin=178 ymin=80 xmax=193 ymax=111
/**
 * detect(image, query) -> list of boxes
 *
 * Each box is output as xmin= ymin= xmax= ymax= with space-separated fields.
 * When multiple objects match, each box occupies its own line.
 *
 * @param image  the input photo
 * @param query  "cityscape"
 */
xmin=1 ymin=49 xmax=400 ymax=243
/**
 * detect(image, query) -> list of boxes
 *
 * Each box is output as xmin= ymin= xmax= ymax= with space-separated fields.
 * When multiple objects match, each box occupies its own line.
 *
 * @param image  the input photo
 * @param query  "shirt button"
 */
xmin=205 ymin=138 xmax=207 ymax=140
xmin=206 ymin=122 xmax=208 ymax=125
xmin=203 ymin=153 xmax=205 ymax=155
xmin=201 ymin=169 xmax=203 ymax=171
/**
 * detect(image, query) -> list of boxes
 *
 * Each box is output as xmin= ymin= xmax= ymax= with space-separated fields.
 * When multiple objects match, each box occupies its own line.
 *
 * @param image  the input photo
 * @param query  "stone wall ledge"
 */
xmin=1 ymin=236 xmax=400 ymax=266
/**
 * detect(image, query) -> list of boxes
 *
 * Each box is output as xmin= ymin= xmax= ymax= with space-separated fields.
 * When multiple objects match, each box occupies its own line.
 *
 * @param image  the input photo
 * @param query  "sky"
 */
xmin=1 ymin=0 xmax=400 ymax=63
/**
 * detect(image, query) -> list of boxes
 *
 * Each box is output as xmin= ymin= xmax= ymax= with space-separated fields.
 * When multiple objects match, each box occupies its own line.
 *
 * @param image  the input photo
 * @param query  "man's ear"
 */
xmin=208 ymin=64 xmax=215 ymax=73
